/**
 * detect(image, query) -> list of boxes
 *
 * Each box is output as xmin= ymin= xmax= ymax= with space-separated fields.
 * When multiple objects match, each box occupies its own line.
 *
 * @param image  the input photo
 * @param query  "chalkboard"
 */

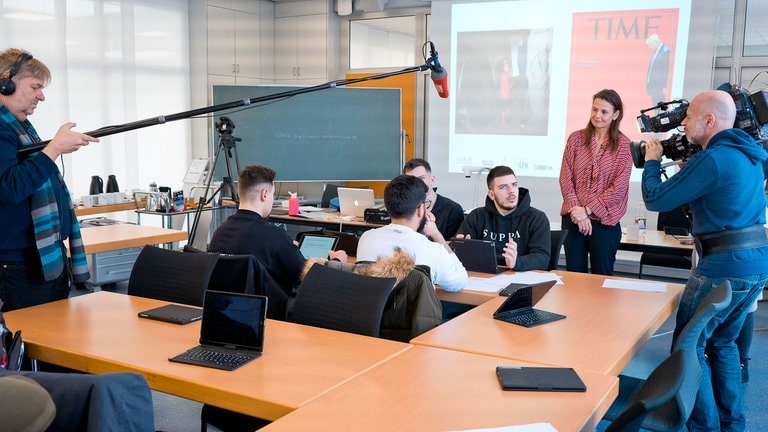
xmin=210 ymin=85 xmax=402 ymax=182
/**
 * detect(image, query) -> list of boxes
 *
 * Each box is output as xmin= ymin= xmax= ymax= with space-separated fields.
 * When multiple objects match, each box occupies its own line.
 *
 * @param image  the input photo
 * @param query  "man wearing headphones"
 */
xmin=0 ymin=48 xmax=98 ymax=312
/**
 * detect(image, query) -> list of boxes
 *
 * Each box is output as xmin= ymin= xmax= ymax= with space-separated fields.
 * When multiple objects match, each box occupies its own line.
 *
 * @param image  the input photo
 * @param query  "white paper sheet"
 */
xmin=463 ymin=272 xmax=563 ymax=293
xmin=602 ymin=279 xmax=667 ymax=292
xmin=447 ymin=423 xmax=558 ymax=432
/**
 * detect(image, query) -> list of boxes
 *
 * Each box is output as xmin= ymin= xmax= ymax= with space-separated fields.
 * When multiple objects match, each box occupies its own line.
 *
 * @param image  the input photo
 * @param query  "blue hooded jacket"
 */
xmin=642 ymin=128 xmax=768 ymax=277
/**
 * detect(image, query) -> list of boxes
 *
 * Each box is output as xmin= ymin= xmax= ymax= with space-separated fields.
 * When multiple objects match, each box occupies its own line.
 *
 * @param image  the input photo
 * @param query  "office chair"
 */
xmin=639 ymin=206 xmax=692 ymax=278
xmin=183 ymin=245 xmax=289 ymax=320
xmin=604 ymin=281 xmax=732 ymax=431
xmin=291 ymin=263 xmax=397 ymax=337
xmin=127 ymin=245 xmax=218 ymax=307
xmin=186 ymin=247 xmax=286 ymax=432
xmin=379 ymin=265 xmax=443 ymax=342
xmin=548 ymin=229 xmax=568 ymax=271
xmin=320 ymin=183 xmax=341 ymax=208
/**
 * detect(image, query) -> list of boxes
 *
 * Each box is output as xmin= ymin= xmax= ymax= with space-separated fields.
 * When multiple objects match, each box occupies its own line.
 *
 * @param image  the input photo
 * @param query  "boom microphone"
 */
xmin=429 ymin=42 xmax=449 ymax=98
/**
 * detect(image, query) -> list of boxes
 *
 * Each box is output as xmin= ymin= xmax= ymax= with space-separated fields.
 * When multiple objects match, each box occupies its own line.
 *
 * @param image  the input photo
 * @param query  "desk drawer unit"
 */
xmin=87 ymin=247 xmax=142 ymax=285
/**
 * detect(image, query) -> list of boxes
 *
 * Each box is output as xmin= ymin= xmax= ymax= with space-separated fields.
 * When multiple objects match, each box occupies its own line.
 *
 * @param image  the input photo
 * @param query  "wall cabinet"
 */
xmin=207 ymin=5 xmax=261 ymax=82
xmin=274 ymin=14 xmax=328 ymax=83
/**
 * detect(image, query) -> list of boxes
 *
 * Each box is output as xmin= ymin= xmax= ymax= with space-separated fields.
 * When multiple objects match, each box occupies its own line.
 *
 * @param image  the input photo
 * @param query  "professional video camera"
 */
xmin=630 ymin=85 xmax=768 ymax=168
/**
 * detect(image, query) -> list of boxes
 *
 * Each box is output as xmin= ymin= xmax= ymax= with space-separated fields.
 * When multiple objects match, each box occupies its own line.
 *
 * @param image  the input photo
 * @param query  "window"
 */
xmin=0 ymin=0 xmax=190 ymax=197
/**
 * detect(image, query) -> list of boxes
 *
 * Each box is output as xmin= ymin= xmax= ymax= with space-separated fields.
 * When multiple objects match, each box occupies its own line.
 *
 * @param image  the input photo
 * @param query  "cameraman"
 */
xmin=642 ymin=90 xmax=768 ymax=431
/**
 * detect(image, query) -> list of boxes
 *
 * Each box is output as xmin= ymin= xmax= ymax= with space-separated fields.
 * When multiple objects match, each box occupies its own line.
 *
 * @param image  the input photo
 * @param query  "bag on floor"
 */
xmin=0 ymin=300 xmax=24 ymax=371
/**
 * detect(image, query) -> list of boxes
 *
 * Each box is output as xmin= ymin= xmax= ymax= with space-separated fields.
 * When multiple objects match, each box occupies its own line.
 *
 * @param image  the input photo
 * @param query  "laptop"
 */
xmin=450 ymin=237 xmax=506 ymax=273
xmin=492 ymin=280 xmax=565 ymax=327
xmin=138 ymin=304 xmax=203 ymax=325
xmin=337 ymin=187 xmax=375 ymax=218
xmin=298 ymin=233 xmax=339 ymax=259
xmin=495 ymin=366 xmax=586 ymax=392
xmin=169 ymin=290 xmax=268 ymax=371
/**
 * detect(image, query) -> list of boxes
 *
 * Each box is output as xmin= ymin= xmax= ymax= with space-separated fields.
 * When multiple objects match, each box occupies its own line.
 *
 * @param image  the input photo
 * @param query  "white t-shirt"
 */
xmin=357 ymin=224 xmax=468 ymax=292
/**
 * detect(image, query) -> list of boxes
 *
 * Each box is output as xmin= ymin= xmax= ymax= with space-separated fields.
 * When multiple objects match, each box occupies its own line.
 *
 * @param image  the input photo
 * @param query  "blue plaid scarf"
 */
xmin=0 ymin=106 xmax=89 ymax=282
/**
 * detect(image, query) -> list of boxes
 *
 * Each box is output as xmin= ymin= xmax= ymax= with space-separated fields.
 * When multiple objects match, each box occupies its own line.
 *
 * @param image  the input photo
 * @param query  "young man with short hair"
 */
xmin=456 ymin=165 xmax=550 ymax=271
xmin=356 ymin=175 xmax=467 ymax=292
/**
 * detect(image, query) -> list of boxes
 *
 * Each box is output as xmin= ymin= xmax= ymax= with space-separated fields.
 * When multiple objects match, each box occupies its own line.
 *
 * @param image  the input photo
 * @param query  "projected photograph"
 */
xmin=455 ymin=28 xmax=553 ymax=136
xmin=565 ymin=8 xmax=680 ymax=143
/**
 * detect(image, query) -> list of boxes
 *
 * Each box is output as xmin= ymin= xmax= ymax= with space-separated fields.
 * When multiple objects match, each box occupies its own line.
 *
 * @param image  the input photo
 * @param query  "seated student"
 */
xmin=403 ymin=158 xmax=465 ymax=239
xmin=455 ymin=165 xmax=550 ymax=271
xmin=209 ymin=165 xmax=346 ymax=296
xmin=356 ymin=174 xmax=468 ymax=292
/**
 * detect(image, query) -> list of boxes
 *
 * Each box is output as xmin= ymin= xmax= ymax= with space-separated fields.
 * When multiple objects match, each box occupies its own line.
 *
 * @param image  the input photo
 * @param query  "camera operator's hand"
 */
xmin=645 ymin=139 xmax=663 ymax=162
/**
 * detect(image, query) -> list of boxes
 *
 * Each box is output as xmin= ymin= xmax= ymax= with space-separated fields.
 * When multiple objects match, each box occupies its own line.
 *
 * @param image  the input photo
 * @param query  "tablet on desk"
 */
xmin=138 ymin=304 xmax=203 ymax=325
xmin=495 ymin=366 xmax=587 ymax=392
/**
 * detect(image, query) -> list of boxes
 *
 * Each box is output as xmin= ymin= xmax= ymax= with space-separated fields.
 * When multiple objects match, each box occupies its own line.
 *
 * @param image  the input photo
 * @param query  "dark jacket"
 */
xmin=457 ymin=187 xmax=550 ymax=271
xmin=209 ymin=209 xmax=305 ymax=297
xmin=302 ymin=251 xmax=443 ymax=342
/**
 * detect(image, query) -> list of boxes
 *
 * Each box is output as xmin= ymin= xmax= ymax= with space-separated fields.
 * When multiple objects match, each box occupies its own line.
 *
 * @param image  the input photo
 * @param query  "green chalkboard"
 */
xmin=211 ymin=85 xmax=402 ymax=182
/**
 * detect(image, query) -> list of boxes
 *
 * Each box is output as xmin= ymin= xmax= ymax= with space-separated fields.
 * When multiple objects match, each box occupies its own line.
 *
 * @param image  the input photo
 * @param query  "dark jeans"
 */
xmin=0 ymin=368 xmax=155 ymax=431
xmin=672 ymin=269 xmax=768 ymax=431
xmin=561 ymin=216 xmax=621 ymax=275
xmin=0 ymin=262 xmax=69 ymax=312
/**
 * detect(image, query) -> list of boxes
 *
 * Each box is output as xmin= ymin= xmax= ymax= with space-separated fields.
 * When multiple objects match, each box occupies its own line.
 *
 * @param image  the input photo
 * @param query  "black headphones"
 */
xmin=0 ymin=53 xmax=33 ymax=96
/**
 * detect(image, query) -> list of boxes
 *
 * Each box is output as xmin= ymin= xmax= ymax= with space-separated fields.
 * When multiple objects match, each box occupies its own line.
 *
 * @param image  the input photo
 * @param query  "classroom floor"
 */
xmin=73 ymin=273 xmax=767 ymax=432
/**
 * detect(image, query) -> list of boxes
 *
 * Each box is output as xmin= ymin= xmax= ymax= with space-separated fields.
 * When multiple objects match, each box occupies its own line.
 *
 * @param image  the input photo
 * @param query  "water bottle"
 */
xmin=288 ymin=192 xmax=300 ymax=216
xmin=634 ymin=202 xmax=647 ymax=234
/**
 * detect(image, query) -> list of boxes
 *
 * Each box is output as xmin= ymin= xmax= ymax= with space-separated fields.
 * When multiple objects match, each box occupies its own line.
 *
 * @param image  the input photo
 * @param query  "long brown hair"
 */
xmin=584 ymin=88 xmax=624 ymax=151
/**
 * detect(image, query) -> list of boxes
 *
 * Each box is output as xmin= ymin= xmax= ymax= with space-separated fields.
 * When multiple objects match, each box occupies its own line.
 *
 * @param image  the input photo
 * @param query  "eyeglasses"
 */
xmin=423 ymin=199 xmax=431 ymax=209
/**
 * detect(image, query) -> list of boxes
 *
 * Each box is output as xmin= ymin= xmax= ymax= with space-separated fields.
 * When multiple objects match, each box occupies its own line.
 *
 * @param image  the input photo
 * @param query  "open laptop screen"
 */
xmin=337 ymin=187 xmax=375 ymax=217
xmin=200 ymin=291 xmax=267 ymax=351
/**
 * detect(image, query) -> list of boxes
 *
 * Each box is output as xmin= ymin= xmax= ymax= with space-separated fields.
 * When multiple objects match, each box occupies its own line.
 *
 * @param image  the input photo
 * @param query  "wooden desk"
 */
xmin=4 ymin=292 xmax=410 ymax=421
xmin=260 ymin=345 xmax=618 ymax=432
xmin=412 ymin=271 xmax=683 ymax=376
xmin=75 ymin=201 xmax=138 ymax=216
xmin=268 ymin=211 xmax=383 ymax=232
xmin=436 ymin=270 xmax=511 ymax=305
xmin=620 ymin=229 xmax=694 ymax=255
xmin=78 ymin=224 xmax=187 ymax=254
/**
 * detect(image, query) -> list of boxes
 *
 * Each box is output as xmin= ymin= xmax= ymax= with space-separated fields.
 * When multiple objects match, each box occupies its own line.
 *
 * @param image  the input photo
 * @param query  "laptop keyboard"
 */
xmin=506 ymin=309 xmax=564 ymax=327
xmin=174 ymin=347 xmax=256 ymax=370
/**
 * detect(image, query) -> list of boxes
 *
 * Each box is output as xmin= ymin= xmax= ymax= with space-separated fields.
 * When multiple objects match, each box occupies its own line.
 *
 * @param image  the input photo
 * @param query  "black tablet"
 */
xmin=138 ymin=304 xmax=203 ymax=325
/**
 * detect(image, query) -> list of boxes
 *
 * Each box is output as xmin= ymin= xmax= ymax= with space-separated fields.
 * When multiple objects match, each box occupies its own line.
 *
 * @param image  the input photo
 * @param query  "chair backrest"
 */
xmin=547 ymin=229 xmax=568 ymax=271
xmin=606 ymin=349 xmax=688 ymax=432
xmin=608 ymin=281 xmax=732 ymax=432
xmin=380 ymin=266 xmax=443 ymax=342
xmin=127 ymin=245 xmax=219 ymax=307
xmin=291 ymin=263 xmax=397 ymax=337
xmin=183 ymin=245 xmax=290 ymax=320
xmin=321 ymin=184 xmax=341 ymax=208
xmin=183 ymin=245 xmax=256 ymax=295
xmin=673 ymin=281 xmax=732 ymax=353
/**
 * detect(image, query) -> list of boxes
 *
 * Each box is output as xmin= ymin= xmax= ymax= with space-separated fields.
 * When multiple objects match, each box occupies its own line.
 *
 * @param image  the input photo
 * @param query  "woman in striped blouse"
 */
xmin=558 ymin=89 xmax=632 ymax=275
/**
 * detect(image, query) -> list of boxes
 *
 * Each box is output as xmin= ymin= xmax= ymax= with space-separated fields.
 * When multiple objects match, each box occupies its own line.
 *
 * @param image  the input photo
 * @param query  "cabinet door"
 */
xmin=274 ymin=16 xmax=299 ymax=80
xmin=207 ymin=6 xmax=236 ymax=77
xmin=295 ymin=14 xmax=327 ymax=81
xmin=234 ymin=11 xmax=260 ymax=79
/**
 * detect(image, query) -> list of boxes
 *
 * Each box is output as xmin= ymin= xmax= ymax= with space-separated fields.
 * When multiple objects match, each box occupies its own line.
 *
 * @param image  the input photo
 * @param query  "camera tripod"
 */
xmin=189 ymin=116 xmax=241 ymax=245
